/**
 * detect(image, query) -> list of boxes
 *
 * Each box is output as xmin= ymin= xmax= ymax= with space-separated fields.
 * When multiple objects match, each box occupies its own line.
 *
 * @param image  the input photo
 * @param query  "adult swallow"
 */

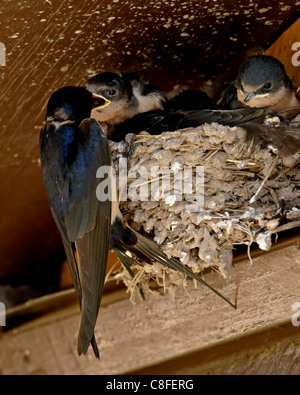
xmin=40 ymin=87 xmax=235 ymax=357
xmin=87 ymin=72 xmax=167 ymax=138
xmin=220 ymin=55 xmax=300 ymax=120
xmin=40 ymin=86 xmax=111 ymax=358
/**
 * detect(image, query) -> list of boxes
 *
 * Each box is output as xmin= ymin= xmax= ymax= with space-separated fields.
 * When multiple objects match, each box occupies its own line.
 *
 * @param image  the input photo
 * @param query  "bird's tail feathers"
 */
xmin=62 ymin=238 xmax=100 ymax=358
xmin=242 ymin=122 xmax=300 ymax=158
xmin=115 ymin=225 xmax=236 ymax=309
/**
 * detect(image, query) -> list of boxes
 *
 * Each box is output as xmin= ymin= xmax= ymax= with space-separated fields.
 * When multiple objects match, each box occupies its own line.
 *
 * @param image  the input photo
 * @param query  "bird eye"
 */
xmin=263 ymin=83 xmax=272 ymax=90
xmin=108 ymin=89 xmax=117 ymax=96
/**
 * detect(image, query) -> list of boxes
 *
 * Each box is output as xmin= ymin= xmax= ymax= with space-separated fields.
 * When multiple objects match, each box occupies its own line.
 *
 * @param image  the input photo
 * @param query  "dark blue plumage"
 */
xmin=40 ymin=87 xmax=111 ymax=357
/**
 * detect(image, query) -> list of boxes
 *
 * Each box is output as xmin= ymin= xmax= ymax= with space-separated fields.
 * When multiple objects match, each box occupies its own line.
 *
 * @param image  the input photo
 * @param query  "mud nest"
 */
xmin=110 ymin=123 xmax=300 ymax=298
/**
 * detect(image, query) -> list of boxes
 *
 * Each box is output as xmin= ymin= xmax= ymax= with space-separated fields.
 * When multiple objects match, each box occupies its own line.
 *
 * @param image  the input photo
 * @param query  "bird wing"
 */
xmin=110 ymin=107 xmax=266 ymax=142
xmin=71 ymin=119 xmax=112 ymax=356
xmin=110 ymin=110 xmax=185 ymax=141
xmin=179 ymin=107 xmax=266 ymax=128
xmin=242 ymin=122 xmax=300 ymax=158
xmin=219 ymin=81 xmax=244 ymax=110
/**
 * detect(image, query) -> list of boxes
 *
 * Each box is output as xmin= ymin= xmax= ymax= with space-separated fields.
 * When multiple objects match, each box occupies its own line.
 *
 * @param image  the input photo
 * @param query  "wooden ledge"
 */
xmin=1 ymin=234 xmax=300 ymax=375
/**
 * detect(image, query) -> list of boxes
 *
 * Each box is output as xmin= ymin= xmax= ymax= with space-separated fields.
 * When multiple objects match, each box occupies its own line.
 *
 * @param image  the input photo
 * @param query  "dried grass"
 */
xmin=110 ymin=123 xmax=300 ymax=298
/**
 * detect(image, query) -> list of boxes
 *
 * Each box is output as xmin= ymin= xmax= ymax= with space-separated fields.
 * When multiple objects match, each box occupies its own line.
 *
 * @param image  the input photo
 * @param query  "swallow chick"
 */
xmin=220 ymin=55 xmax=300 ymax=120
xmin=40 ymin=87 xmax=235 ymax=357
xmin=87 ymin=72 xmax=167 ymax=138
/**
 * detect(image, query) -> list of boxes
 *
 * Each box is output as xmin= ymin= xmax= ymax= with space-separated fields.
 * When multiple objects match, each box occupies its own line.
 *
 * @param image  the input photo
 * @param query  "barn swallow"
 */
xmin=40 ymin=87 xmax=235 ymax=357
xmin=87 ymin=72 xmax=167 ymax=138
xmin=40 ymin=87 xmax=111 ymax=358
xmin=220 ymin=55 xmax=300 ymax=120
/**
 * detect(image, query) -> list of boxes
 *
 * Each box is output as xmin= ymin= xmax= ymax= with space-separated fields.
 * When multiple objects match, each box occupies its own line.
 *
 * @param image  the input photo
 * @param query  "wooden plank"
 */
xmin=1 ymin=240 xmax=300 ymax=375
xmin=128 ymin=319 xmax=300 ymax=375
xmin=5 ymin=231 xmax=300 ymax=323
xmin=266 ymin=18 xmax=300 ymax=86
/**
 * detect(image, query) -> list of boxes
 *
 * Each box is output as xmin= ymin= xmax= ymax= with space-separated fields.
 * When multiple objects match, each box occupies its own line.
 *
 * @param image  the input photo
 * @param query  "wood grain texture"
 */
xmin=129 ymin=319 xmax=300 ymax=375
xmin=266 ymin=19 xmax=300 ymax=86
xmin=266 ymin=18 xmax=300 ymax=86
xmin=1 ymin=240 xmax=300 ymax=375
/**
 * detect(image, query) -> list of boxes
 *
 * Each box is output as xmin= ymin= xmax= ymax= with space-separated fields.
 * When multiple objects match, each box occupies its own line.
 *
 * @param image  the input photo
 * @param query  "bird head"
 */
xmin=87 ymin=72 xmax=133 ymax=123
xmin=46 ymin=86 xmax=93 ymax=126
xmin=236 ymin=55 xmax=292 ymax=109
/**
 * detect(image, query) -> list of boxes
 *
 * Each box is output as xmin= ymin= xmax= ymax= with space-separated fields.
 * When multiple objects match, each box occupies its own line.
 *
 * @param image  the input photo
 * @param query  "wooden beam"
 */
xmin=128 ymin=318 xmax=300 ymax=375
xmin=1 ymin=238 xmax=300 ymax=375
xmin=266 ymin=18 xmax=300 ymax=87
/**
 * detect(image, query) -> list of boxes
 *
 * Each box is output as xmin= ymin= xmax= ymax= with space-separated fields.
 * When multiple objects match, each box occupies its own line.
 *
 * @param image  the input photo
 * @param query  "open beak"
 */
xmin=243 ymin=92 xmax=256 ymax=103
xmin=92 ymin=93 xmax=111 ymax=110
